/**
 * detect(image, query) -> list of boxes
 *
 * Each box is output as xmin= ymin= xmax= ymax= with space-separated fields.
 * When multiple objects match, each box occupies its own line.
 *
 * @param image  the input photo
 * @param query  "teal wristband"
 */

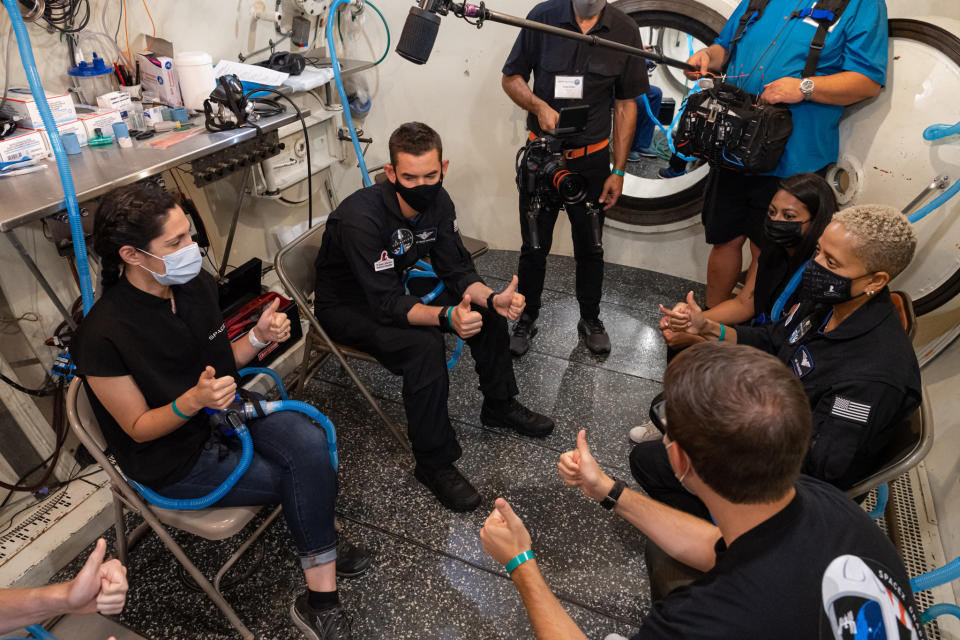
xmin=505 ymin=549 xmax=535 ymax=575
xmin=446 ymin=305 xmax=454 ymax=327
xmin=171 ymin=398 xmax=193 ymax=420
xmin=718 ymin=323 xmax=726 ymax=342
xmin=611 ymin=169 xmax=625 ymax=177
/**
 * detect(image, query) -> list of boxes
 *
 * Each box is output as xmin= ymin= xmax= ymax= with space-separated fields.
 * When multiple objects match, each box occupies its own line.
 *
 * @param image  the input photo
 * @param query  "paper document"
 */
xmin=213 ymin=60 xmax=289 ymax=86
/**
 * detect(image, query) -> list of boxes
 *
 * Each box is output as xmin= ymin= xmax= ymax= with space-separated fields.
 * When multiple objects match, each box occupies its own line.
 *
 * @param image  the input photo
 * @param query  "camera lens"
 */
xmin=551 ymin=169 xmax=588 ymax=205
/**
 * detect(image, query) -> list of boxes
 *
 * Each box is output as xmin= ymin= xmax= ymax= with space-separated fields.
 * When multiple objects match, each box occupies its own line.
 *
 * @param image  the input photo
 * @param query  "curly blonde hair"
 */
xmin=832 ymin=205 xmax=917 ymax=279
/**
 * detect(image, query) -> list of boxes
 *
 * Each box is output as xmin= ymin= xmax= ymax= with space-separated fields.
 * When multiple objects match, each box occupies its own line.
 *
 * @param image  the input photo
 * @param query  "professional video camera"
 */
xmin=674 ymin=80 xmax=793 ymax=174
xmin=515 ymin=106 xmax=602 ymax=250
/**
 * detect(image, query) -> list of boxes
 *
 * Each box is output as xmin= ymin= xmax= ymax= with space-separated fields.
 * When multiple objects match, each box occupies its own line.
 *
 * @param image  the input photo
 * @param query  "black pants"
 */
xmin=316 ymin=295 xmax=518 ymax=470
xmin=518 ymin=147 xmax=609 ymax=321
xmin=630 ymin=440 xmax=713 ymax=522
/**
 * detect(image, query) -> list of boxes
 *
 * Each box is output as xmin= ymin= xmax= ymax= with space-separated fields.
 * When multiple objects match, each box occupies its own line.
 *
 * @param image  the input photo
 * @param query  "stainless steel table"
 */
xmin=0 ymin=111 xmax=308 ymax=326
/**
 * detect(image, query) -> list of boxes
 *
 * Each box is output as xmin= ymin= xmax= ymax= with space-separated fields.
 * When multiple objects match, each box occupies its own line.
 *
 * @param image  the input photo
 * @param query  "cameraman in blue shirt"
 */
xmin=688 ymin=0 xmax=888 ymax=308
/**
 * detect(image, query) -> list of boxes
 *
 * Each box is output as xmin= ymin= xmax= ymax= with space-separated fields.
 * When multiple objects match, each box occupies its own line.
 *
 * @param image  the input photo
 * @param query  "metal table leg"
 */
xmin=5 ymin=230 xmax=77 ymax=330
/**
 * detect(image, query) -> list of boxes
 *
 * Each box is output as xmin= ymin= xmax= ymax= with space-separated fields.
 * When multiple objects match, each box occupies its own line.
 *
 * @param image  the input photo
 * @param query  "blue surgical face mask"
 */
xmin=137 ymin=243 xmax=203 ymax=286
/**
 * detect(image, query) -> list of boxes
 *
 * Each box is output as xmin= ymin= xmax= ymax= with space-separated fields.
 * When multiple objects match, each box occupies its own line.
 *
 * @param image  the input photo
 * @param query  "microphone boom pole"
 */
xmin=397 ymin=0 xmax=698 ymax=73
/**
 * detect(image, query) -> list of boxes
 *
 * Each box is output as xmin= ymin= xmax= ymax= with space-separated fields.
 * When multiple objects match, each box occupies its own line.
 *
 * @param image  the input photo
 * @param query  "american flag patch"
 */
xmin=831 ymin=396 xmax=871 ymax=423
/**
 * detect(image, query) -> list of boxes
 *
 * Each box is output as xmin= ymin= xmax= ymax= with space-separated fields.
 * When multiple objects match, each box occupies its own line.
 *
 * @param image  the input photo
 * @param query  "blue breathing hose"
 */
xmin=907 ymin=178 xmax=960 ymax=224
xmin=130 ymin=396 xmax=339 ymax=509
xmin=129 ymin=422 xmax=255 ymax=510
xmin=921 ymin=603 xmax=960 ymax=624
xmin=911 ymin=555 xmax=960 ymax=593
xmin=327 ymin=0 xmax=372 ymax=187
xmin=238 ymin=367 xmax=289 ymax=401
xmin=867 ymin=482 xmax=888 ymax=519
xmin=3 ymin=0 xmax=94 ymax=315
xmin=641 ymin=89 xmax=698 ymax=163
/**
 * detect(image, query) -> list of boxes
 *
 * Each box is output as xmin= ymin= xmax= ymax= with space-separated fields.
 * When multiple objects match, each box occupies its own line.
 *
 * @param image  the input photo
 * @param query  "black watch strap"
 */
xmin=486 ymin=292 xmax=496 ymax=311
xmin=600 ymin=479 xmax=626 ymax=510
xmin=438 ymin=306 xmax=452 ymax=333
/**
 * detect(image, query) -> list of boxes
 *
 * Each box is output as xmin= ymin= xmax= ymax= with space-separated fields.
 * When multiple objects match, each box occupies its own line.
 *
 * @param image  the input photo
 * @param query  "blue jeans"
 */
xmin=632 ymin=85 xmax=664 ymax=152
xmin=154 ymin=409 xmax=339 ymax=569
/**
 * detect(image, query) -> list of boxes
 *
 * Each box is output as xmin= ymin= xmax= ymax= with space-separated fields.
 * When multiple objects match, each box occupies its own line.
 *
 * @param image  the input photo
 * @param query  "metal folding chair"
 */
xmin=65 ymin=378 xmax=280 ymax=640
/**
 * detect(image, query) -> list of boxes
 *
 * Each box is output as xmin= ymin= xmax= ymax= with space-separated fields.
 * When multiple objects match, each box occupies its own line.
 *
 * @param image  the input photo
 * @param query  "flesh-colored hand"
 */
xmin=557 ymin=430 xmax=614 ymax=502
xmin=187 ymin=366 xmax=236 ymax=412
xmin=451 ymin=294 xmax=483 ymax=339
xmin=66 ymin=538 xmax=128 ymax=615
xmin=480 ymin=498 xmax=533 ymax=567
xmin=658 ymin=292 xmax=706 ymax=336
xmin=493 ymin=276 xmax=525 ymax=321
xmin=599 ymin=174 xmax=623 ymax=210
xmin=253 ymin=298 xmax=292 ymax=344
xmin=760 ymin=77 xmax=804 ymax=104
xmin=537 ymin=104 xmax=560 ymax=132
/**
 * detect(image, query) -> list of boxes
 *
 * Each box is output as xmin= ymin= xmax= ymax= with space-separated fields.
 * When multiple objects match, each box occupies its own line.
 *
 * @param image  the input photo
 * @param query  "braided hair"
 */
xmin=94 ymin=184 xmax=178 ymax=289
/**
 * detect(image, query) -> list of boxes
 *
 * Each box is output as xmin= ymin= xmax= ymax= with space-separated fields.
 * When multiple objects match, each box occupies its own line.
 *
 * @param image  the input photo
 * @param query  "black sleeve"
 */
xmin=735 ymin=303 xmax=800 ymax=354
xmin=429 ymin=203 xmax=483 ymax=300
xmin=502 ymin=7 xmax=540 ymax=78
xmin=615 ymin=25 xmax=649 ymax=100
xmin=73 ymin=307 xmax=129 ymax=378
xmin=804 ymin=382 xmax=912 ymax=486
xmin=339 ymin=217 xmax=420 ymax=327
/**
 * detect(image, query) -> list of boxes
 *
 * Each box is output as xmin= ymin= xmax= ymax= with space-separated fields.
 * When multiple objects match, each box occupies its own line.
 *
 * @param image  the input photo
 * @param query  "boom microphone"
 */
xmin=396 ymin=6 xmax=442 ymax=65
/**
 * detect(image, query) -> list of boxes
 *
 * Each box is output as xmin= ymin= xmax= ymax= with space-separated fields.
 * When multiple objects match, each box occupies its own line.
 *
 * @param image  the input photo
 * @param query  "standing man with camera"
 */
xmin=686 ymin=0 xmax=888 ymax=308
xmin=502 ymin=0 xmax=647 ymax=356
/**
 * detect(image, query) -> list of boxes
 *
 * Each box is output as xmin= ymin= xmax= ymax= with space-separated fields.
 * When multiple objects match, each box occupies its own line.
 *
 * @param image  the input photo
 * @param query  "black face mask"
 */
xmin=800 ymin=259 xmax=870 ymax=304
xmin=392 ymin=176 xmax=443 ymax=213
xmin=764 ymin=217 xmax=804 ymax=247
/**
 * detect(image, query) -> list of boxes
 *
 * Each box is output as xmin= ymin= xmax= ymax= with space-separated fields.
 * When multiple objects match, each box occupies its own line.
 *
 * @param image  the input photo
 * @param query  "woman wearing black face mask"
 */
xmin=657 ymin=173 xmax=836 ymax=353
xmin=657 ymin=205 xmax=921 ymax=492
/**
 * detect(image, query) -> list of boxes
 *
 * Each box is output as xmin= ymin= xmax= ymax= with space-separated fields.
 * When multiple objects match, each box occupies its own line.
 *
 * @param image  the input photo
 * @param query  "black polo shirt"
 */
xmin=502 ymin=0 xmax=648 ymax=147
xmin=73 ymin=271 xmax=236 ymax=487
xmin=314 ymin=180 xmax=483 ymax=327
xmin=634 ymin=476 xmax=925 ymax=639
xmin=736 ymin=288 xmax=922 ymax=489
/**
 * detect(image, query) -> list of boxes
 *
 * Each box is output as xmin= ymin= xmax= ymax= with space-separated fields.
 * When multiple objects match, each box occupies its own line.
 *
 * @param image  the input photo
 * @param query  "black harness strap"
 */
xmin=791 ymin=0 xmax=853 ymax=77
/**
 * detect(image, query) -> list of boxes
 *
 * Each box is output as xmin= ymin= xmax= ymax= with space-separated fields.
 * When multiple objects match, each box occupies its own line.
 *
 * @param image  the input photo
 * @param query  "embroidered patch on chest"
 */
xmin=789 ymin=316 xmax=814 ymax=344
xmin=830 ymin=396 xmax=872 ymax=424
xmin=390 ymin=228 xmax=414 ymax=256
xmin=374 ymin=250 xmax=395 ymax=272
xmin=790 ymin=345 xmax=814 ymax=378
xmin=414 ymin=228 xmax=437 ymax=244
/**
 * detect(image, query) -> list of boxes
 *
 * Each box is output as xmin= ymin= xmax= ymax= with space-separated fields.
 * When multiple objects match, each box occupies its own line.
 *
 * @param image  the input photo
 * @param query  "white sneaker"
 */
xmin=629 ymin=420 xmax=658 ymax=444
xmin=604 ymin=634 xmax=630 ymax=640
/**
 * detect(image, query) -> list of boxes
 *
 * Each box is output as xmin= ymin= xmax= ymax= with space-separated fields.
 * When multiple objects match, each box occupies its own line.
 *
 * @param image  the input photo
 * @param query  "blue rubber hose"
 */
xmin=4 ymin=0 xmax=94 ymax=315
xmin=921 ymin=603 xmax=960 ymax=624
xmin=641 ymin=90 xmax=697 ymax=163
xmin=129 ymin=425 xmax=254 ymax=510
xmin=923 ymin=121 xmax=960 ymax=141
xmin=249 ymin=400 xmax=339 ymax=470
xmin=238 ymin=367 xmax=289 ymax=401
xmin=911 ymin=555 xmax=960 ymax=593
xmin=327 ymin=0 xmax=372 ymax=187
xmin=908 ymin=178 xmax=960 ymax=224
xmin=25 ymin=626 xmax=57 ymax=640
xmin=867 ymin=483 xmax=888 ymax=519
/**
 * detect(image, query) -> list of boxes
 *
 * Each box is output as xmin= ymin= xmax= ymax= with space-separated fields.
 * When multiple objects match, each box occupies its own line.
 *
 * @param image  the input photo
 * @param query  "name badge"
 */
xmin=555 ymin=75 xmax=584 ymax=99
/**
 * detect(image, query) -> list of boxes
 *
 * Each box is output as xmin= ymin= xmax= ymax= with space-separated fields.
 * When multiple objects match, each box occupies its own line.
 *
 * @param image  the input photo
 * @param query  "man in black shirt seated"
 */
xmin=480 ymin=343 xmax=925 ymax=639
xmin=314 ymin=122 xmax=554 ymax=512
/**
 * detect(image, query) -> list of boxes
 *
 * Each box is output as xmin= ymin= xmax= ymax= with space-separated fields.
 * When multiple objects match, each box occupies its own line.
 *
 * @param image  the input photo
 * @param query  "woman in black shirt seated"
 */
xmin=660 ymin=172 xmax=838 ymax=347
xmin=74 ymin=184 xmax=361 ymax=640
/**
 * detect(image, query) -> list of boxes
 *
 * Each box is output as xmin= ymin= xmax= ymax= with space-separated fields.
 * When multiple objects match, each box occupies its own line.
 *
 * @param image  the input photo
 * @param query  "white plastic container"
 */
xmin=175 ymin=51 xmax=216 ymax=111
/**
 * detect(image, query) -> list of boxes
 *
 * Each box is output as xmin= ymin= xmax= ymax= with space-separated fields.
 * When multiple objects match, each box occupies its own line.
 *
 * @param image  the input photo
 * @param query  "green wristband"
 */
xmin=505 ymin=549 xmax=535 ymax=575
xmin=171 ymin=398 xmax=194 ymax=420
xmin=611 ymin=169 xmax=625 ymax=177
xmin=718 ymin=323 xmax=726 ymax=342
xmin=446 ymin=305 xmax=454 ymax=328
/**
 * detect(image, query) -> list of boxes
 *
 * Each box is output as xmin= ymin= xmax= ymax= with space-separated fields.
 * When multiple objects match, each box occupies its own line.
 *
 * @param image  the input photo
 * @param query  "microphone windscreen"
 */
xmin=395 ymin=7 xmax=442 ymax=65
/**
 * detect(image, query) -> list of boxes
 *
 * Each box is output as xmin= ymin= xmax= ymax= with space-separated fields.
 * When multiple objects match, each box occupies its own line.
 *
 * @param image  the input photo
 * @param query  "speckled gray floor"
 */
xmin=52 ymin=250 xmax=704 ymax=639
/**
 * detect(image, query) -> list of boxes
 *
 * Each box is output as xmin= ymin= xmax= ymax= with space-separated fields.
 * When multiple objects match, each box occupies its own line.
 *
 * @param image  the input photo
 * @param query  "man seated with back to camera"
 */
xmin=479 ymin=343 xmax=926 ymax=639
xmin=642 ymin=205 xmax=921 ymax=518
xmin=313 ymin=122 xmax=554 ymax=512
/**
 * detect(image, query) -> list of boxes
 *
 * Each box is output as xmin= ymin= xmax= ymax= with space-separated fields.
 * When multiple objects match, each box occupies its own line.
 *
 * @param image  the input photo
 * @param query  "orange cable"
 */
xmin=122 ymin=0 xmax=130 ymax=63
xmin=141 ymin=0 xmax=156 ymax=51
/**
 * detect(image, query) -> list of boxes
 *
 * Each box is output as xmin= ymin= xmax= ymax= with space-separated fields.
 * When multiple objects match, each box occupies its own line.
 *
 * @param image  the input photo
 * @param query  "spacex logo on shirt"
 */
xmin=209 ymin=323 xmax=226 ymax=341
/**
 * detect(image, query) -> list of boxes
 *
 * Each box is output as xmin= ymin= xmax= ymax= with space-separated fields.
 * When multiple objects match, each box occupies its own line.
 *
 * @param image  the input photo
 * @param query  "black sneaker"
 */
xmin=480 ymin=398 xmax=555 ymax=438
xmin=291 ymin=594 xmax=352 ymax=640
xmin=509 ymin=315 xmax=538 ymax=357
xmin=336 ymin=539 xmax=372 ymax=578
xmin=578 ymin=317 xmax=611 ymax=354
xmin=414 ymin=464 xmax=482 ymax=512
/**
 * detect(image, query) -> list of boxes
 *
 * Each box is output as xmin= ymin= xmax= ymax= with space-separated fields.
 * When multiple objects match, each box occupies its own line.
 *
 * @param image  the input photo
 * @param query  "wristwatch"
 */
xmin=799 ymin=77 xmax=815 ymax=100
xmin=600 ymin=478 xmax=626 ymax=510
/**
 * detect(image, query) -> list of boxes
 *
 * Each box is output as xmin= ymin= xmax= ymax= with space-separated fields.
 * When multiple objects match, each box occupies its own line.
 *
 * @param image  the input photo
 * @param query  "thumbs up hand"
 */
xmin=658 ymin=291 xmax=706 ymax=336
xmin=480 ymin=498 xmax=534 ymax=567
xmin=65 ymin=538 xmax=128 ymax=615
xmin=492 ymin=275 xmax=526 ymax=321
xmin=185 ymin=365 xmax=237 ymax=413
xmin=451 ymin=293 xmax=483 ymax=339
xmin=253 ymin=297 xmax=291 ymax=344
xmin=558 ymin=429 xmax=615 ymax=502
